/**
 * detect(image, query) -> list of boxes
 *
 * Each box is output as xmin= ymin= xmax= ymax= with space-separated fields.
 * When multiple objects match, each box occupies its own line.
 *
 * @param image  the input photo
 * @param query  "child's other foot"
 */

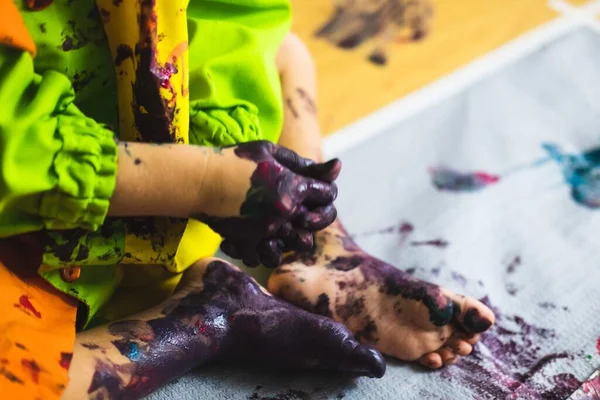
xmin=268 ymin=223 xmax=495 ymax=369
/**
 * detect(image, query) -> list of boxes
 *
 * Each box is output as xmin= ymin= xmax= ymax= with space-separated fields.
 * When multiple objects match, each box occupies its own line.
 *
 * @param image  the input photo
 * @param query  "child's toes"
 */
xmin=459 ymin=332 xmax=480 ymax=345
xmin=447 ymin=292 xmax=495 ymax=334
xmin=437 ymin=347 xmax=457 ymax=365
xmin=419 ymin=352 xmax=443 ymax=369
xmin=446 ymin=336 xmax=473 ymax=356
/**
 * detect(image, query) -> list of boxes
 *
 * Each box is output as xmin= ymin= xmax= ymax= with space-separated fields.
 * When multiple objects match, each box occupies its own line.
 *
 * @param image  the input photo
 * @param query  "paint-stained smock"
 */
xmin=0 ymin=0 xmax=291 ymax=327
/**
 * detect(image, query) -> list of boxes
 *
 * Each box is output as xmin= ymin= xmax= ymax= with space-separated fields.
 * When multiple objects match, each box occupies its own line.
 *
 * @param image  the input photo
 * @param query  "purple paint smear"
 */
xmin=410 ymin=239 xmax=449 ymax=248
xmin=441 ymin=297 xmax=580 ymax=399
xmin=428 ymin=167 xmax=500 ymax=192
xmin=405 ymin=265 xmax=581 ymax=399
xmin=570 ymin=370 xmax=600 ymax=400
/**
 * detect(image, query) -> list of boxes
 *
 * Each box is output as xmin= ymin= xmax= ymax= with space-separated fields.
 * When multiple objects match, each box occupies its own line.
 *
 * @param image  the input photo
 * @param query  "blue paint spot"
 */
xmin=429 ymin=167 xmax=500 ymax=192
xmin=128 ymin=342 xmax=140 ymax=361
xmin=543 ymin=143 xmax=600 ymax=209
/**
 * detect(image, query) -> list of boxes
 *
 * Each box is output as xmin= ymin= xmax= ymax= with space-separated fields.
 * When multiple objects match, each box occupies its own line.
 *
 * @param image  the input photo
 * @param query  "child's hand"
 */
xmin=193 ymin=141 xmax=341 ymax=267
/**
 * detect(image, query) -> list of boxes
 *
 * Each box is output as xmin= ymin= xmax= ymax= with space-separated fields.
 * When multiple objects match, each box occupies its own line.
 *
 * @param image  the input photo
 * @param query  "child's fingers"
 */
xmin=297 ymin=179 xmax=338 ymax=206
xmin=294 ymin=159 xmax=342 ymax=183
xmin=278 ymin=224 xmax=314 ymax=251
xmin=294 ymin=204 xmax=337 ymax=231
xmin=257 ymin=238 xmax=284 ymax=268
xmin=272 ymin=145 xmax=315 ymax=170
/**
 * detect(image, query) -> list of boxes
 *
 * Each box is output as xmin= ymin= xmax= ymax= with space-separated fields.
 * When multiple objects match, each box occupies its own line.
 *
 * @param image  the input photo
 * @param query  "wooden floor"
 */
xmin=291 ymin=0 xmax=557 ymax=135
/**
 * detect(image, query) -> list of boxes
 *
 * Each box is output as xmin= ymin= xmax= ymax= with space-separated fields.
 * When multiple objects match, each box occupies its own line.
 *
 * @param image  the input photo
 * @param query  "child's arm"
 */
xmin=0 ymin=46 xmax=337 ymax=248
xmin=276 ymin=33 xmax=323 ymax=161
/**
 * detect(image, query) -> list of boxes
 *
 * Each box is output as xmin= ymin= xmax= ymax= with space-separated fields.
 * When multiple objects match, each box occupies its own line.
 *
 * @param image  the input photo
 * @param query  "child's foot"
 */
xmin=117 ymin=258 xmax=386 ymax=378
xmin=267 ymin=223 xmax=495 ymax=369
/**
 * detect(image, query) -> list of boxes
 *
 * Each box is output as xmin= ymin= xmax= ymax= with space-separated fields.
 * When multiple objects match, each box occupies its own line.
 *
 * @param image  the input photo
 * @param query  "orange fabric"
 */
xmin=0 ymin=262 xmax=77 ymax=399
xmin=0 ymin=0 xmax=37 ymax=56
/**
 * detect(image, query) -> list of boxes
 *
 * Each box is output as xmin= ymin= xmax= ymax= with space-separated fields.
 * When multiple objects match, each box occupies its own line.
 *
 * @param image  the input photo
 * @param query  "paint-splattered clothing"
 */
xmin=0 ymin=0 xmax=290 ymax=322
xmin=0 ymin=0 xmax=290 ymax=397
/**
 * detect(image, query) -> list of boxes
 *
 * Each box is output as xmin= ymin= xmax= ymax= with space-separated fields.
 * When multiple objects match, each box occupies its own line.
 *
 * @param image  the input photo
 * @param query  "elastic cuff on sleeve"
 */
xmin=38 ymin=112 xmax=118 ymax=231
xmin=189 ymin=104 xmax=263 ymax=147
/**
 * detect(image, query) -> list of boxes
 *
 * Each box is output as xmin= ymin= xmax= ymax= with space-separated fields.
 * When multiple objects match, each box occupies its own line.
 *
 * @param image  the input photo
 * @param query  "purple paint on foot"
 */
xmin=429 ymin=167 xmax=500 ymax=192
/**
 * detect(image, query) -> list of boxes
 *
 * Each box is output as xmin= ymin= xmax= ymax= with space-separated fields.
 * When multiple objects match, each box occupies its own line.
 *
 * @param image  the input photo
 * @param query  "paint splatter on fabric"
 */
xmin=410 ymin=239 xmax=449 ymax=248
xmin=543 ymin=143 xmax=600 ymax=209
xmin=351 ymin=221 xmax=452 ymax=250
xmin=428 ymin=167 xmax=500 ymax=192
xmin=399 ymin=264 xmax=582 ymax=399
xmin=569 ymin=370 xmax=600 ymax=400
xmin=14 ymin=295 xmax=42 ymax=319
xmin=440 ymin=296 xmax=581 ymax=399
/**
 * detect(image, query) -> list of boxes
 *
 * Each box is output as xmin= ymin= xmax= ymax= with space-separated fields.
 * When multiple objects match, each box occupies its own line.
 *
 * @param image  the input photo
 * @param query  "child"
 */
xmin=0 ymin=1 xmax=495 ymax=398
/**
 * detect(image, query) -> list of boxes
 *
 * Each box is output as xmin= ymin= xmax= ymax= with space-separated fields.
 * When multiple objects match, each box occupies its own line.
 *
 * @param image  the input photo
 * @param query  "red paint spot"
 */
xmin=474 ymin=172 xmax=501 ymax=184
xmin=199 ymin=323 xmax=208 ymax=334
xmin=596 ymin=337 xmax=600 ymax=355
xmin=398 ymin=222 xmax=414 ymax=234
xmin=14 ymin=295 xmax=42 ymax=318
xmin=21 ymin=359 xmax=41 ymax=383
xmin=59 ymin=352 xmax=72 ymax=370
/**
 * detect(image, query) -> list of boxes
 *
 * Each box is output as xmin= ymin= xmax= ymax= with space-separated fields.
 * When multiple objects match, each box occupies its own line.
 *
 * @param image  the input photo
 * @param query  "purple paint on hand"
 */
xmin=194 ymin=141 xmax=341 ymax=268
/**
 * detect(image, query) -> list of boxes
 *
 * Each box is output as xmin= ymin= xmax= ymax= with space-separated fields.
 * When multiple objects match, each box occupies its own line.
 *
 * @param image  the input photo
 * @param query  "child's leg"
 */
xmin=63 ymin=257 xmax=385 ymax=399
xmin=271 ymin=33 xmax=495 ymax=369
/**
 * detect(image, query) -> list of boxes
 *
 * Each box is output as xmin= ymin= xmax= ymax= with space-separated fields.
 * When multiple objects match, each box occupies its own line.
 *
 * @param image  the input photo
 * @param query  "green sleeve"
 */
xmin=187 ymin=0 xmax=291 ymax=147
xmin=0 ymin=47 xmax=118 ymax=238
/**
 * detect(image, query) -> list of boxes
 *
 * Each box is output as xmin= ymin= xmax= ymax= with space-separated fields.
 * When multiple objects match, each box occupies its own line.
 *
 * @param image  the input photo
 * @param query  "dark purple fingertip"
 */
xmin=261 ymin=250 xmax=283 ymax=269
xmin=295 ymin=231 xmax=314 ymax=251
xmin=294 ymin=205 xmax=338 ymax=231
xmin=463 ymin=308 xmax=493 ymax=333
xmin=350 ymin=345 xmax=386 ymax=378
xmin=272 ymin=145 xmax=315 ymax=169
xmin=277 ymin=223 xmax=293 ymax=239
xmin=220 ymin=241 xmax=240 ymax=259
xmin=241 ymin=251 xmax=261 ymax=268
xmin=321 ymin=158 xmax=342 ymax=182
xmin=295 ymin=159 xmax=342 ymax=183
xmin=258 ymin=239 xmax=284 ymax=268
